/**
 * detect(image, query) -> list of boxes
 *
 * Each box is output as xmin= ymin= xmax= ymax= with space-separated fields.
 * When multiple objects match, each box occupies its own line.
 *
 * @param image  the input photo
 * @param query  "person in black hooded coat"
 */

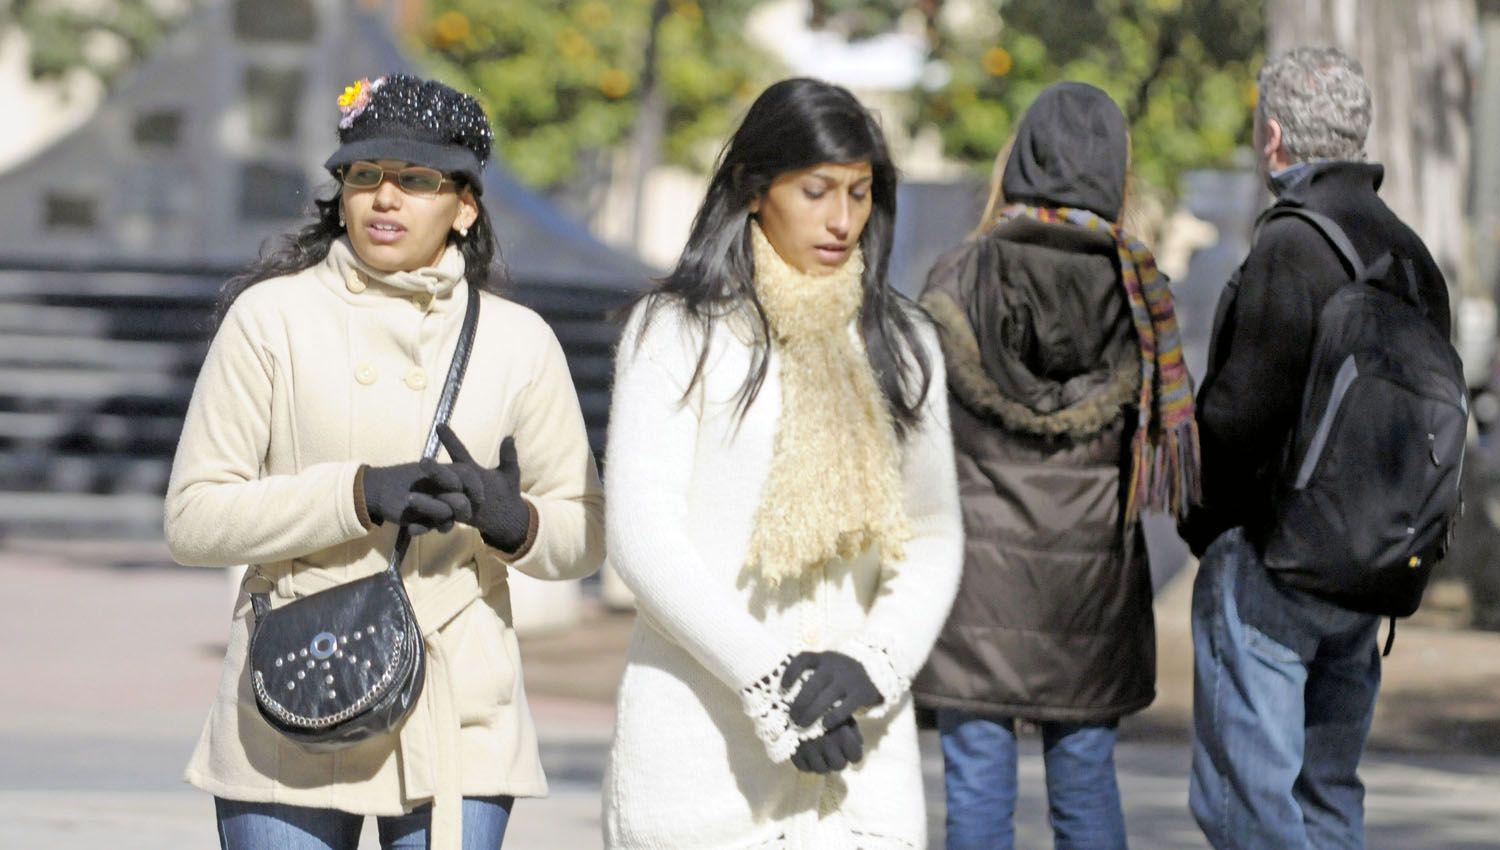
xmin=914 ymin=82 xmax=1188 ymax=850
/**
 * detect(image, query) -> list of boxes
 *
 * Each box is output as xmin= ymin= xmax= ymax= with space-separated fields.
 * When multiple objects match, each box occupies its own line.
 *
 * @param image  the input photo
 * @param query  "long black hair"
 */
xmin=214 ymin=178 xmax=504 ymax=327
xmin=635 ymin=77 xmax=932 ymax=437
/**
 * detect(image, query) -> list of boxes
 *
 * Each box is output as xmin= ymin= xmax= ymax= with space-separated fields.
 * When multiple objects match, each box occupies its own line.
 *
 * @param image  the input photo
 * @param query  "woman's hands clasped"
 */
xmin=360 ymin=424 xmax=530 ymax=551
xmin=782 ymin=651 xmax=884 ymax=774
xmin=361 ymin=460 xmax=471 ymax=535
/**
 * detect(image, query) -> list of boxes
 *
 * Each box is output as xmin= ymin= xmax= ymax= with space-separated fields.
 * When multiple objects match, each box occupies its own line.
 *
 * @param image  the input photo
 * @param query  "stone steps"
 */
xmin=0 ymin=490 xmax=165 ymax=539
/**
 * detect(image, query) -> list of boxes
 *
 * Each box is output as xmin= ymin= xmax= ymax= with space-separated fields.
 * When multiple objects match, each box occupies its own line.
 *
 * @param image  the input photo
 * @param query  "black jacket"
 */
xmin=1181 ymin=161 xmax=1451 ymax=556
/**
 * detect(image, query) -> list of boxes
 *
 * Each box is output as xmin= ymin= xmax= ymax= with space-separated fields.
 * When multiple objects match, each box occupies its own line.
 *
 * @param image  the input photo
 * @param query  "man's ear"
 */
xmin=1263 ymin=117 xmax=1284 ymax=163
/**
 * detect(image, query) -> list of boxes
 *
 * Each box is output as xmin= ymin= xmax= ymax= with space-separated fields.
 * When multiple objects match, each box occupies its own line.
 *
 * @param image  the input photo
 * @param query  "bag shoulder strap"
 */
xmin=386 ymin=286 xmax=481 ymax=579
xmin=249 ymin=287 xmax=481 ymax=619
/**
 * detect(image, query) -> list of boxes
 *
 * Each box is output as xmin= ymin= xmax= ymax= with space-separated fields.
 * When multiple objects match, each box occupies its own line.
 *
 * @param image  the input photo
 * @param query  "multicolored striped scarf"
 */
xmin=1000 ymin=203 xmax=1201 ymax=523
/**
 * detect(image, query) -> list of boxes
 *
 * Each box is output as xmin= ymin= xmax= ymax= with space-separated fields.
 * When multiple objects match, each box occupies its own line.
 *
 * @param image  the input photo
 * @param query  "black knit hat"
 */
xmin=324 ymin=74 xmax=494 ymax=193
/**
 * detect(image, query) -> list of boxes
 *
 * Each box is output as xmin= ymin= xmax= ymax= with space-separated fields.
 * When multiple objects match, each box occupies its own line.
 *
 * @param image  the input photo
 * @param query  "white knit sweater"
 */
xmin=602 ymin=302 xmax=964 ymax=849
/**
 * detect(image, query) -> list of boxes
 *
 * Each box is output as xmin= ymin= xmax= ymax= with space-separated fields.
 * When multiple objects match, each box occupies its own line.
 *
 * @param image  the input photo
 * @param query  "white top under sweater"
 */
xmin=602 ymin=302 xmax=965 ymax=849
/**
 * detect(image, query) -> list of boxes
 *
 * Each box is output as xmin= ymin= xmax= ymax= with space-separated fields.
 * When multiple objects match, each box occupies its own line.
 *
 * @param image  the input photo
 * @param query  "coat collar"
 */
xmin=1273 ymin=160 xmax=1385 ymax=207
xmin=316 ymin=237 xmax=468 ymax=311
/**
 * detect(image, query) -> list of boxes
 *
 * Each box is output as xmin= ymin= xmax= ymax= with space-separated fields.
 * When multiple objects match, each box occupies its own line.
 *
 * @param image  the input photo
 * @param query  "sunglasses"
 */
xmin=340 ymin=162 xmax=456 ymax=196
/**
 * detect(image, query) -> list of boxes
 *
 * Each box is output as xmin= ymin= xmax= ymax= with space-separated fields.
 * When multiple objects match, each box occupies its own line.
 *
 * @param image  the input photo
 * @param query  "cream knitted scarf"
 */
xmin=744 ymin=223 xmax=910 ymax=587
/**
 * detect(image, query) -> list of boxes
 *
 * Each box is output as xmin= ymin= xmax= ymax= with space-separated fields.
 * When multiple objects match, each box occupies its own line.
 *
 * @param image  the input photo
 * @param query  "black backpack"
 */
xmin=1259 ymin=206 xmax=1467 ymax=627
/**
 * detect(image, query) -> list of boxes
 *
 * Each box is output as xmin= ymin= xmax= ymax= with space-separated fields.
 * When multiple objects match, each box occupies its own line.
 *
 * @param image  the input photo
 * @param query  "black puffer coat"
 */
xmin=911 ymin=83 xmax=1156 ymax=722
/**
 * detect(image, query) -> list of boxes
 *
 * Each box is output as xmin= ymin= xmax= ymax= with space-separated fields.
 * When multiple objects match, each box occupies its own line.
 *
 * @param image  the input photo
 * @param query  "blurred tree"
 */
xmin=419 ymin=0 xmax=772 ymax=190
xmin=808 ymin=0 xmax=934 ymax=40
xmin=812 ymin=0 xmax=1265 ymax=203
xmin=1 ymin=0 xmax=190 ymax=82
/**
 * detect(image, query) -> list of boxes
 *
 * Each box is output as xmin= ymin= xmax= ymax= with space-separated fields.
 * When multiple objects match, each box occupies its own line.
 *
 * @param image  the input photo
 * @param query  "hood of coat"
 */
xmin=920 ymin=219 xmax=1139 ymax=440
xmin=1001 ymin=82 xmax=1129 ymax=221
xmin=923 ymin=289 xmax=1137 ymax=440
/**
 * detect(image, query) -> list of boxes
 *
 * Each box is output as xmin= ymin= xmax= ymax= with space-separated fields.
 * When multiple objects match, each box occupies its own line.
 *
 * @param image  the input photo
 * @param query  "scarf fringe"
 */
xmin=1125 ymin=420 xmax=1203 ymax=523
xmin=1003 ymin=204 xmax=1201 ymax=526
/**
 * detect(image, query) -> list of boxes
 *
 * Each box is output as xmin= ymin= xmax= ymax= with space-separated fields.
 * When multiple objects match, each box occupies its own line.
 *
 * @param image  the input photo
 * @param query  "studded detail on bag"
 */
xmin=248 ymin=571 xmax=424 ymax=746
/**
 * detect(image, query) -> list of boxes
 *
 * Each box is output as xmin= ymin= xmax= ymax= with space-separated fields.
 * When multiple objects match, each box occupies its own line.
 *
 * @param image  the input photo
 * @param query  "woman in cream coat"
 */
xmin=603 ymin=78 xmax=965 ymax=849
xmin=164 ymin=75 xmax=603 ymax=850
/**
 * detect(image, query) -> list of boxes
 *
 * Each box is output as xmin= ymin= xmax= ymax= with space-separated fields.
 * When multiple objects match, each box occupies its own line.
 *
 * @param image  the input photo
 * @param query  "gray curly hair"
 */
xmin=1257 ymin=46 xmax=1372 ymax=163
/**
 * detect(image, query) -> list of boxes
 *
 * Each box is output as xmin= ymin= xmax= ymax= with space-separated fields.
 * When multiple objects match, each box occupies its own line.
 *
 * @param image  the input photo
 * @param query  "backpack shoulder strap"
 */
xmin=1255 ymin=205 xmax=1366 ymax=281
xmin=1256 ymin=205 xmax=1419 ymax=310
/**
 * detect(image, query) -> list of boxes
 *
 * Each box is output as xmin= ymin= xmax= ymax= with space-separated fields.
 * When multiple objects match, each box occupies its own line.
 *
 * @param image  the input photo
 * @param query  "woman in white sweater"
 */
xmin=164 ymin=75 xmax=603 ymax=850
xmin=603 ymin=77 xmax=965 ymax=849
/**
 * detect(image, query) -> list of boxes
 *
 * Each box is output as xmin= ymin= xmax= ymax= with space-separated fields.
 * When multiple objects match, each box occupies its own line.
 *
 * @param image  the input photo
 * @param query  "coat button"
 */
xmin=346 ymin=272 xmax=366 ymax=294
xmin=355 ymin=363 xmax=378 ymax=385
xmin=404 ymin=367 xmax=427 ymax=390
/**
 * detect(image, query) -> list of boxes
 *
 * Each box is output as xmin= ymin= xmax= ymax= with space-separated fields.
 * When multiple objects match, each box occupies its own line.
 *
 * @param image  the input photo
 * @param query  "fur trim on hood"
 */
xmin=921 ymin=289 xmax=1138 ymax=439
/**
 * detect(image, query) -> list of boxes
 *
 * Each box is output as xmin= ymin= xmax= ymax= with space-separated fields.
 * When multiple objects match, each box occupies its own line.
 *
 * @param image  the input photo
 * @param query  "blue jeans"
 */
xmin=1190 ymin=528 xmax=1381 ymax=850
xmin=937 ymin=708 xmax=1127 ymax=850
xmin=214 ymin=796 xmax=513 ymax=849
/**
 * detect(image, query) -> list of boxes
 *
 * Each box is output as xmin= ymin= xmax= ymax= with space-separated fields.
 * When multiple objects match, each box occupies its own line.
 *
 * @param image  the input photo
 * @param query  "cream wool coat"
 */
xmin=602 ymin=302 xmax=965 ymax=849
xmin=164 ymin=239 xmax=604 ymax=847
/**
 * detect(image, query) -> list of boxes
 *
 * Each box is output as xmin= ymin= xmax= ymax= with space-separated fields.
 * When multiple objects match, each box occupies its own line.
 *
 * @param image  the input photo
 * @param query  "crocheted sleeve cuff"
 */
xmin=837 ymin=635 xmax=910 ymax=722
xmin=740 ymin=655 xmax=827 ymax=763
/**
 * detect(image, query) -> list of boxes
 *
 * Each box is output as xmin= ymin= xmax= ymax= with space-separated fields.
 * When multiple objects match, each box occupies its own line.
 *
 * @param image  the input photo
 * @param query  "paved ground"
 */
xmin=3 ymin=539 xmax=1500 ymax=849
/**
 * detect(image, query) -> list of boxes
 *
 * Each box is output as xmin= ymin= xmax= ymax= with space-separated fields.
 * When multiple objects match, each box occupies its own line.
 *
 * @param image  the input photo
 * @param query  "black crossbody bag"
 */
xmin=246 ymin=288 xmax=480 ymax=751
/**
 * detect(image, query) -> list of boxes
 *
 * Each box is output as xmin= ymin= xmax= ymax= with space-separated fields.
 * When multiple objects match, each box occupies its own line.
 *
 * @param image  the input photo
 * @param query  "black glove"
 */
xmin=361 ymin=461 xmax=471 ymax=536
xmin=435 ymin=424 xmax=531 ymax=553
xmin=784 ymin=651 xmax=883 ymax=731
xmin=790 ymin=716 xmax=864 ymax=774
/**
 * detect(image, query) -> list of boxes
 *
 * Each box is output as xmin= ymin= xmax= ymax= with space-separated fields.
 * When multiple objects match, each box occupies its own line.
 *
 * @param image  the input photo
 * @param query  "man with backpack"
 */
xmin=1181 ymin=47 xmax=1461 ymax=850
